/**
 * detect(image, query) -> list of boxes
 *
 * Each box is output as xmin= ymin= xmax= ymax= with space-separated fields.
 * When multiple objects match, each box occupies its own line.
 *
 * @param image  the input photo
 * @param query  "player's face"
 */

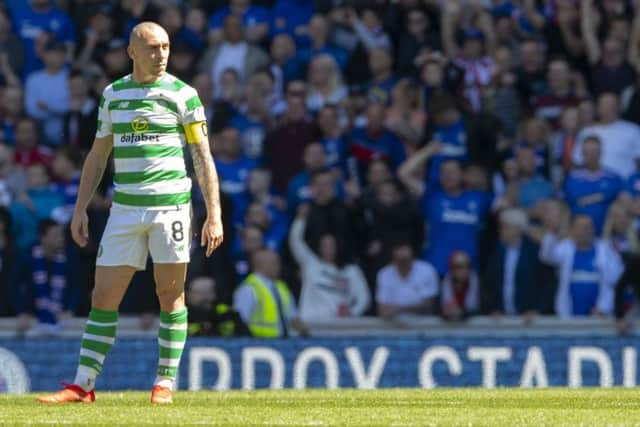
xmin=130 ymin=27 xmax=170 ymax=78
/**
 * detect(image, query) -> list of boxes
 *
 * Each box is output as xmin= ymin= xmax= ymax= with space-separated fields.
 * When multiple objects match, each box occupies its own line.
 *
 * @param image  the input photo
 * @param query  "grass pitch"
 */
xmin=1 ymin=388 xmax=639 ymax=426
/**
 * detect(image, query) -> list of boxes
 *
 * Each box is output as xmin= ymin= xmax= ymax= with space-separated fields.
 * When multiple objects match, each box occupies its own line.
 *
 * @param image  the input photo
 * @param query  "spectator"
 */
xmin=186 ymin=276 xmax=250 ymax=337
xmin=269 ymin=33 xmax=306 ymax=99
xmin=531 ymin=58 xmax=583 ymax=128
xmin=395 ymin=7 xmax=439 ymax=76
xmin=230 ymin=72 xmax=273 ymax=161
xmin=213 ymin=127 xmax=258 ymax=226
xmin=233 ymin=249 xmax=309 ymax=338
xmin=270 ymin=0 xmax=314 ymax=47
xmin=289 ymin=205 xmax=370 ymax=321
xmin=0 ymin=85 xmax=24 ymax=145
xmin=191 ymin=72 xmax=233 ymax=131
xmin=603 ymin=202 xmax=640 ymax=256
xmin=376 ymin=241 xmax=439 ymax=319
xmin=563 ymin=136 xmax=622 ymax=235
xmin=298 ymin=14 xmax=349 ymax=71
xmin=399 ymin=145 xmax=492 ymax=276
xmin=73 ymin=4 xmax=117 ymax=70
xmin=441 ymin=251 xmax=480 ymax=321
xmin=317 ymin=104 xmax=348 ymax=173
xmin=365 ymin=48 xmax=396 ymax=102
xmin=199 ymin=14 xmax=269 ymax=98
xmin=306 ymin=54 xmax=348 ymax=114
xmin=264 ymin=80 xmax=320 ymax=193
xmin=29 ymin=219 xmax=73 ymax=334
xmin=441 ymin=2 xmax=496 ymax=111
xmin=584 ymin=0 xmax=636 ymax=96
xmin=287 ymin=142 xmax=332 ymax=212
xmin=362 ymin=179 xmax=424 ymax=279
xmin=24 ymin=38 xmax=70 ymax=146
xmin=346 ymin=7 xmax=391 ymax=52
xmin=488 ymin=46 xmax=519 ymax=138
xmin=385 ymin=78 xmax=426 ymax=146
xmin=232 ymin=225 xmax=264 ymax=282
xmin=166 ymin=40 xmax=199 ymax=83
xmin=424 ymin=94 xmax=468 ymax=185
xmin=483 ymin=208 xmax=541 ymax=317
xmin=10 ymin=163 xmax=64 ymax=251
xmin=348 ymin=99 xmax=405 ymax=183
xmin=13 ymin=117 xmax=52 ymax=169
xmin=304 ymin=168 xmax=359 ymax=259
xmin=11 ymin=0 xmax=76 ymax=76
xmin=510 ymin=145 xmax=553 ymax=210
xmin=552 ymin=106 xmax=581 ymax=174
xmin=208 ymin=0 xmax=270 ymax=45
xmin=514 ymin=39 xmax=547 ymax=108
xmin=50 ymin=146 xmax=82 ymax=224
xmin=514 ymin=117 xmax=551 ymax=177
xmin=241 ymin=201 xmax=287 ymax=251
xmin=64 ymin=70 xmax=98 ymax=150
xmin=573 ymin=92 xmax=640 ymax=179
xmin=539 ymin=214 xmax=623 ymax=318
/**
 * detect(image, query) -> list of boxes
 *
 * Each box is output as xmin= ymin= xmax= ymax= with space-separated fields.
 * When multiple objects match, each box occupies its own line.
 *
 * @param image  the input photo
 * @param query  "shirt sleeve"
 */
xmin=180 ymin=87 xmax=207 ymax=125
xmin=95 ymin=92 xmax=112 ymax=138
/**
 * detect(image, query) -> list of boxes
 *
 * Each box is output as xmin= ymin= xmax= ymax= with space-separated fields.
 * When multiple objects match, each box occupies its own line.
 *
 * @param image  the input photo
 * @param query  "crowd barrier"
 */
xmin=1 ymin=333 xmax=639 ymax=393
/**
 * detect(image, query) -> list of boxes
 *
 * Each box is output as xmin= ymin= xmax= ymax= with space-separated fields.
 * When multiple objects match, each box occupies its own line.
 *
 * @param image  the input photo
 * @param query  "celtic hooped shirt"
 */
xmin=96 ymin=73 xmax=206 ymax=208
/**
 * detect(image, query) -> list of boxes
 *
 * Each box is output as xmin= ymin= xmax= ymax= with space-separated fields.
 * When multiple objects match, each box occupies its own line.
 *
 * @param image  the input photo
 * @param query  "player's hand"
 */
xmin=70 ymin=209 xmax=89 ymax=247
xmin=201 ymin=216 xmax=223 ymax=257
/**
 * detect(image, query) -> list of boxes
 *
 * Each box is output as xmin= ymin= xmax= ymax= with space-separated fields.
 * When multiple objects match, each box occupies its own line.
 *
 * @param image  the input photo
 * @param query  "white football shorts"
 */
xmin=96 ymin=203 xmax=191 ymax=270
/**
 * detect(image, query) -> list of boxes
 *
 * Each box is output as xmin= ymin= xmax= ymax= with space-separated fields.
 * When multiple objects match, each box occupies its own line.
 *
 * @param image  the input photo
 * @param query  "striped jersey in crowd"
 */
xmin=96 ymin=73 xmax=206 ymax=209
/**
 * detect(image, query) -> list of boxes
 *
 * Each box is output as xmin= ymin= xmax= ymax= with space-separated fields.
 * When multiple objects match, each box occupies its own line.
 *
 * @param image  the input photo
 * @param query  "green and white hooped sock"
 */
xmin=155 ymin=308 xmax=188 ymax=389
xmin=73 ymin=308 xmax=118 ymax=392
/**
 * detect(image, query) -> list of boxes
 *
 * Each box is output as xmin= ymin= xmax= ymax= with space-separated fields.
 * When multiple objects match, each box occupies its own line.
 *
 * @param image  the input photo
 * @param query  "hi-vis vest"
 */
xmin=243 ymin=274 xmax=291 ymax=338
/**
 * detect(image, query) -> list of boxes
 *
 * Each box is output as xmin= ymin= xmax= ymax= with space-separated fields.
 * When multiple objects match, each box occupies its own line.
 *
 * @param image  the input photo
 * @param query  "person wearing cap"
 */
xmin=441 ymin=2 xmax=496 ymax=112
xmin=24 ymin=36 xmax=70 ymax=146
xmin=483 ymin=208 xmax=544 ymax=318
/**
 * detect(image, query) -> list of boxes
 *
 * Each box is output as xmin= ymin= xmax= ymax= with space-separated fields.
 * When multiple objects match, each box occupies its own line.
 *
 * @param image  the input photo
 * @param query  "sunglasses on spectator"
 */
xmin=287 ymin=90 xmax=306 ymax=97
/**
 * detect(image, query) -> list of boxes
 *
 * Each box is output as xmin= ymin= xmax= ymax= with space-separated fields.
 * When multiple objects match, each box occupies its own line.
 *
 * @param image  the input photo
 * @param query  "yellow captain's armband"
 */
xmin=184 ymin=121 xmax=208 ymax=144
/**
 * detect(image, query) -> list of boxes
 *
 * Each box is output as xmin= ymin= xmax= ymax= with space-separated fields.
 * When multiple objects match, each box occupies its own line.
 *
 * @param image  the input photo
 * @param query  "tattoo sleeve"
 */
xmin=189 ymin=141 xmax=221 ymax=218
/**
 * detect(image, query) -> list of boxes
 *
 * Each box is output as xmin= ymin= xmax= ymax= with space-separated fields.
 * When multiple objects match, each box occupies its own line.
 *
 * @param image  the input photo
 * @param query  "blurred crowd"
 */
xmin=2 ymin=0 xmax=640 ymax=335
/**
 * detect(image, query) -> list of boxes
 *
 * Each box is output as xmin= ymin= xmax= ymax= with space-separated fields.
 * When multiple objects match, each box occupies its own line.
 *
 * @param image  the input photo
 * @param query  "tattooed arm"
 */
xmin=189 ymin=135 xmax=224 ymax=256
xmin=71 ymin=135 xmax=113 ymax=247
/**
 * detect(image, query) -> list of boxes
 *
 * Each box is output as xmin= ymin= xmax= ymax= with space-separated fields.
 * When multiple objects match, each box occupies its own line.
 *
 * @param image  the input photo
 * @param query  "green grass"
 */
xmin=1 ymin=388 xmax=640 ymax=426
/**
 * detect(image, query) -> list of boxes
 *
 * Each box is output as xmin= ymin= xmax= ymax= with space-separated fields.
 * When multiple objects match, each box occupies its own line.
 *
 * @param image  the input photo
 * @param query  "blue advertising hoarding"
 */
xmin=0 ymin=336 xmax=638 ymax=393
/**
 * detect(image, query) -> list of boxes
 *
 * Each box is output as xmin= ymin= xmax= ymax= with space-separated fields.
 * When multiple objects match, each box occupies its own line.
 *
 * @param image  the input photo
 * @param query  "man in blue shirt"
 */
xmin=317 ymin=104 xmax=348 ymax=173
xmin=209 ymin=0 xmax=270 ymax=44
xmin=229 ymin=73 xmax=272 ymax=162
xmin=11 ymin=0 xmax=75 ymax=76
xmin=214 ymin=127 xmax=258 ymax=226
xmin=270 ymin=0 xmax=314 ymax=47
xmin=426 ymin=94 xmax=468 ymax=185
xmin=297 ymin=14 xmax=349 ymax=71
xmin=564 ymin=136 xmax=622 ymax=235
xmin=399 ymin=143 xmax=492 ymax=276
xmin=348 ymin=101 xmax=406 ymax=184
